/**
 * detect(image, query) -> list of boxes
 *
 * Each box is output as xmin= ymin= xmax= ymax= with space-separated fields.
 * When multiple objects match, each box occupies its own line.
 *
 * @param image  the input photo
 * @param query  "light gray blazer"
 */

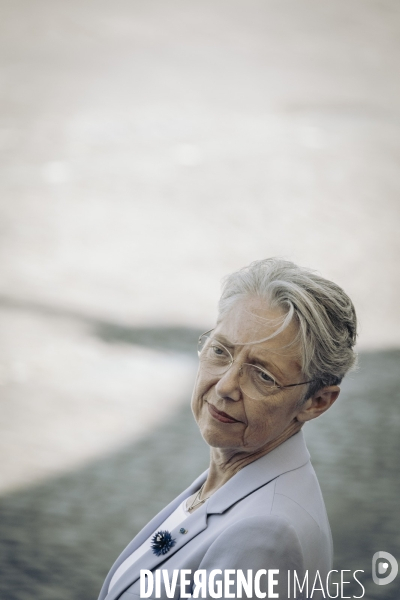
xmin=98 ymin=431 xmax=332 ymax=600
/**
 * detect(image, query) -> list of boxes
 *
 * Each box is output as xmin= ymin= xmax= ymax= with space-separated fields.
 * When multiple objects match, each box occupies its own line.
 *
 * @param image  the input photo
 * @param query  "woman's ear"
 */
xmin=296 ymin=386 xmax=340 ymax=423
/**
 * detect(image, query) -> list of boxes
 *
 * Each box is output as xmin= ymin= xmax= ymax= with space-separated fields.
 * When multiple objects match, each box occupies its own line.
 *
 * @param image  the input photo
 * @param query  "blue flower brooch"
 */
xmin=151 ymin=530 xmax=176 ymax=556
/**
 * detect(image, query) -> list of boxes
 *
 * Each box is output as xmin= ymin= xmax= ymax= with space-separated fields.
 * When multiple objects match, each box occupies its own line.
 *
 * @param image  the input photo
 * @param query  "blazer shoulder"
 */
xmin=270 ymin=462 xmax=333 ymax=574
xmin=273 ymin=460 xmax=330 ymax=528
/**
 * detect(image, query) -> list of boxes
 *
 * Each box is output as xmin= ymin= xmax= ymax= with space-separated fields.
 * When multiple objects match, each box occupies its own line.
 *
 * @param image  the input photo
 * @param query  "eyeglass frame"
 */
xmin=197 ymin=329 xmax=315 ymax=396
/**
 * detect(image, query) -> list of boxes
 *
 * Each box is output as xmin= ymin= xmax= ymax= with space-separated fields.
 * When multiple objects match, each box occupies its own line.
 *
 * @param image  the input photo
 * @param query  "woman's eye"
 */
xmin=211 ymin=344 xmax=225 ymax=356
xmin=259 ymin=370 xmax=275 ymax=384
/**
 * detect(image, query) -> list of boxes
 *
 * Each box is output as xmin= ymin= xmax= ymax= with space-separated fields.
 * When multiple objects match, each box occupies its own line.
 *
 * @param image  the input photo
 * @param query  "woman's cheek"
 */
xmin=191 ymin=382 xmax=208 ymax=421
xmin=242 ymin=411 xmax=267 ymax=444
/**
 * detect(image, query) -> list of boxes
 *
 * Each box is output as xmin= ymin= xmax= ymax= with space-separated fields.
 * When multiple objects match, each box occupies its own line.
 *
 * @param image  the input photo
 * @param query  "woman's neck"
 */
xmin=202 ymin=420 xmax=302 ymax=499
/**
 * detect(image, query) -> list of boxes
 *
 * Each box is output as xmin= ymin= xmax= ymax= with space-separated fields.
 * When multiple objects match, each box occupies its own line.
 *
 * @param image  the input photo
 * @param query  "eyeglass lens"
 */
xmin=198 ymin=333 xmax=278 ymax=400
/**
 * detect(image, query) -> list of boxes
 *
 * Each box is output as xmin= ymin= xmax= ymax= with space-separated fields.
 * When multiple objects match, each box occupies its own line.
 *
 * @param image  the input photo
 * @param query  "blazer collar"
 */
xmin=206 ymin=430 xmax=310 ymax=515
xmin=103 ymin=431 xmax=309 ymax=600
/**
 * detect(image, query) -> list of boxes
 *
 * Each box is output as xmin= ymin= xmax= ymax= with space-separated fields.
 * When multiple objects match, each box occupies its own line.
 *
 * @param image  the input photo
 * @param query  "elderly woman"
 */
xmin=98 ymin=258 xmax=357 ymax=600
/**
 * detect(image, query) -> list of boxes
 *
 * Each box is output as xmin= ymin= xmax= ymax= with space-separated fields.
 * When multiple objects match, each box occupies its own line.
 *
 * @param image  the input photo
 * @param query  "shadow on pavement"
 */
xmin=0 ymin=294 xmax=203 ymax=354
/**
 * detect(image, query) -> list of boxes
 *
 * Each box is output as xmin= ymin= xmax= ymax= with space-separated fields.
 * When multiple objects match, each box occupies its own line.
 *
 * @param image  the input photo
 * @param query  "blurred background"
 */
xmin=0 ymin=0 xmax=399 ymax=598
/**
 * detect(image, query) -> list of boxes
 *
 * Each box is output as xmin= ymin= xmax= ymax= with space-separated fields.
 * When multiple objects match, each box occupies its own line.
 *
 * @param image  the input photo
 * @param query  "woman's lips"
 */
xmin=207 ymin=402 xmax=241 ymax=424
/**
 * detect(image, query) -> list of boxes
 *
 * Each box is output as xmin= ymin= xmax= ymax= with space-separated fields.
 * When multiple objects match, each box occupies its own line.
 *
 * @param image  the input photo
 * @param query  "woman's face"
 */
xmin=191 ymin=296 xmax=309 ymax=456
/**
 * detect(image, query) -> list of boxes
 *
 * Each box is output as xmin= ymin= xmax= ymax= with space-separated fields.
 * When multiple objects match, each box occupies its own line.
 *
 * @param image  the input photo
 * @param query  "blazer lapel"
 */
xmin=106 ymin=505 xmax=208 ymax=600
xmin=100 ymin=470 xmax=208 ymax=600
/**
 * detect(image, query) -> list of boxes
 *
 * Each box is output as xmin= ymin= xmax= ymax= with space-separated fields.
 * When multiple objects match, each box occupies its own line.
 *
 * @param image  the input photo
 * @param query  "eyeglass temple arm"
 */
xmin=280 ymin=380 xmax=315 ymax=389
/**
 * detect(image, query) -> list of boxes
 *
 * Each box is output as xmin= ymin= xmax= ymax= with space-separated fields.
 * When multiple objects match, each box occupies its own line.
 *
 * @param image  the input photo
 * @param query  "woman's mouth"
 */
xmin=207 ymin=402 xmax=241 ymax=424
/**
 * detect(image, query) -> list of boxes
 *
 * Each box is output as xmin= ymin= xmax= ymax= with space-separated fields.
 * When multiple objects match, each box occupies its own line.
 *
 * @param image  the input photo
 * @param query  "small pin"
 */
xmin=179 ymin=528 xmax=188 ymax=534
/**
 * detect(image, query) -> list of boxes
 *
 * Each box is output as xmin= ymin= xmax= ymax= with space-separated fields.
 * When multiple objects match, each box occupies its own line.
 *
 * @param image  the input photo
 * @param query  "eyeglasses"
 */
xmin=197 ymin=329 xmax=314 ymax=401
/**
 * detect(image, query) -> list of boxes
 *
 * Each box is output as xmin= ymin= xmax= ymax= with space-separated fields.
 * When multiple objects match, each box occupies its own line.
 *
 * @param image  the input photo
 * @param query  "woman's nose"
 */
xmin=214 ymin=363 xmax=242 ymax=402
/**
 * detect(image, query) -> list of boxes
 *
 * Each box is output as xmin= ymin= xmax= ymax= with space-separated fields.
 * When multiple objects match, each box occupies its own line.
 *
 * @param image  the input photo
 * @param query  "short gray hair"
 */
xmin=218 ymin=258 xmax=357 ymax=399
